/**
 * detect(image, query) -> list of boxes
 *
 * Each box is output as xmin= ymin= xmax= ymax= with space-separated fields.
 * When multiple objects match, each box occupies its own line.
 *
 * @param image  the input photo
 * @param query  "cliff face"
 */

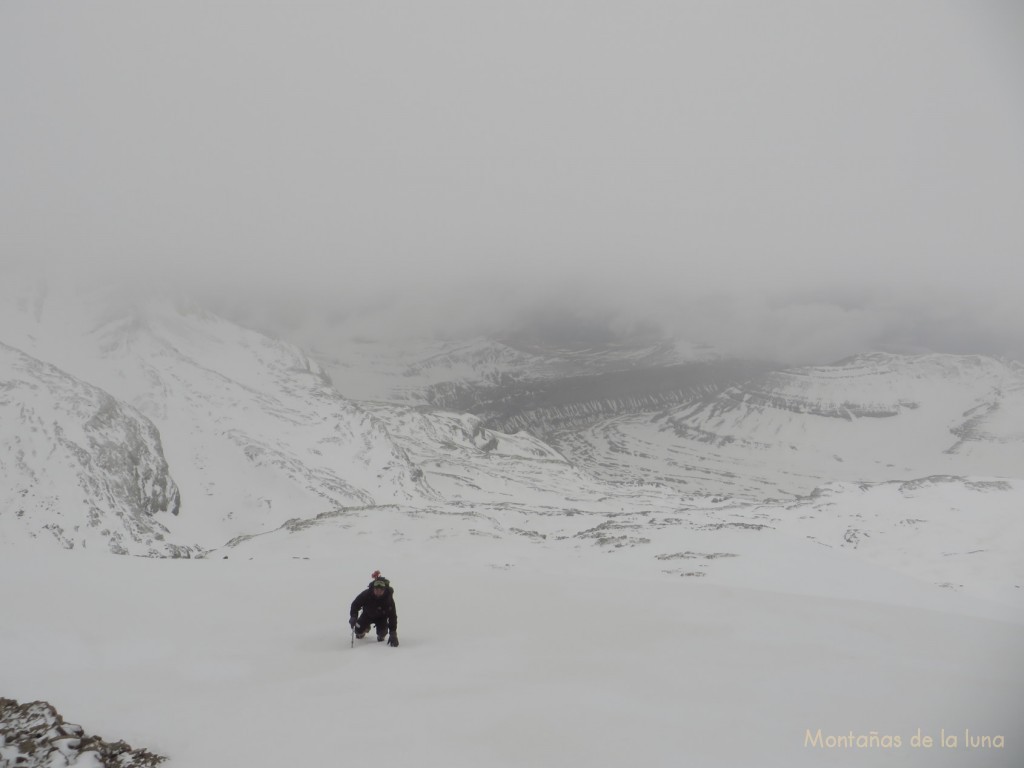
xmin=0 ymin=342 xmax=190 ymax=556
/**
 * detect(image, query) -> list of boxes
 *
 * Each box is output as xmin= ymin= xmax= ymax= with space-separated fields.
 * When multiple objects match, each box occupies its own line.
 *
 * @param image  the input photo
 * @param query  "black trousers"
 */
xmin=355 ymin=616 xmax=389 ymax=637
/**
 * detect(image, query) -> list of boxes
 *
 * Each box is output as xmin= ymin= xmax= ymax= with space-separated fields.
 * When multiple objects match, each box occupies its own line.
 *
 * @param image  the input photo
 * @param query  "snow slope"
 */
xmin=2 ymin=525 xmax=1020 ymax=768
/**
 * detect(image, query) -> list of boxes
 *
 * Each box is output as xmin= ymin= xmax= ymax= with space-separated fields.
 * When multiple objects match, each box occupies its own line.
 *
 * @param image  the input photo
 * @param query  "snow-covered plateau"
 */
xmin=1 ymin=281 xmax=1021 ymax=767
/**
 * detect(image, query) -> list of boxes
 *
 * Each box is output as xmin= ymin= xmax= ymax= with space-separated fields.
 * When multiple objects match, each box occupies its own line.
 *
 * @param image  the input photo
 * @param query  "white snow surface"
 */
xmin=2 ymin=526 xmax=1021 ymax=767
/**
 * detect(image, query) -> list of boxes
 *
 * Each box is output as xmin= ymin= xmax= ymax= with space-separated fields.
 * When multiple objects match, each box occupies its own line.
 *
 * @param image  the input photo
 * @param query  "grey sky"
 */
xmin=2 ymin=1 xmax=1023 ymax=361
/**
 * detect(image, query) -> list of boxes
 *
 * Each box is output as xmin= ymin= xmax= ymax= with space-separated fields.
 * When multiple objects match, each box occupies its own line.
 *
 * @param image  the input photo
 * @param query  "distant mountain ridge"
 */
xmin=549 ymin=351 xmax=1024 ymax=498
xmin=312 ymin=333 xmax=770 ymax=435
xmin=665 ymin=352 xmax=1024 ymax=455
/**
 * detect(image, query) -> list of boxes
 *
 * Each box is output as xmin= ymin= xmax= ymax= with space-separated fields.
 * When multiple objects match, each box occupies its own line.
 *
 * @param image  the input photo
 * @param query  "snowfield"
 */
xmin=2 ymin=507 xmax=1022 ymax=768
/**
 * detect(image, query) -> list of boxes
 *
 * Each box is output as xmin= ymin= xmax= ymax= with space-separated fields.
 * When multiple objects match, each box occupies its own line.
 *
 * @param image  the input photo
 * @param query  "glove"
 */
xmin=348 ymin=616 xmax=357 ymax=629
xmin=387 ymin=633 xmax=399 ymax=647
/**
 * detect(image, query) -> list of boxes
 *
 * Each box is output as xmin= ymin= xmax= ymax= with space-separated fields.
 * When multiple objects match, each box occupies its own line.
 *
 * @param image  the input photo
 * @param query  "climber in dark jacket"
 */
xmin=349 ymin=571 xmax=399 ymax=647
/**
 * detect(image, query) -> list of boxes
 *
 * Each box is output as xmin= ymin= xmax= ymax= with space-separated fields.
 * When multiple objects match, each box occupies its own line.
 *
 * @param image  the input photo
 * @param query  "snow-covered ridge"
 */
xmin=727 ymin=352 xmax=1021 ymax=420
xmin=679 ymin=352 xmax=1024 ymax=467
xmin=552 ymin=352 xmax=1024 ymax=499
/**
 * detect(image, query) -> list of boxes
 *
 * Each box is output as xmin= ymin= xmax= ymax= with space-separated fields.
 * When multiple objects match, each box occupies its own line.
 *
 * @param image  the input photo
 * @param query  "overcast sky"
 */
xmin=2 ymin=1 xmax=1023 ymax=361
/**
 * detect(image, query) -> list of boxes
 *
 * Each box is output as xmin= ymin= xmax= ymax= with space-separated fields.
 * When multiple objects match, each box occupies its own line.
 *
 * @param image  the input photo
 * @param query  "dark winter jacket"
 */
xmin=350 ymin=585 xmax=398 ymax=632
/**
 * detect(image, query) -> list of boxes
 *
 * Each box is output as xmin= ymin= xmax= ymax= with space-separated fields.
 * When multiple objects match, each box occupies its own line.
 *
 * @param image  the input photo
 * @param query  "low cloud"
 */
xmin=2 ymin=2 xmax=1022 ymax=366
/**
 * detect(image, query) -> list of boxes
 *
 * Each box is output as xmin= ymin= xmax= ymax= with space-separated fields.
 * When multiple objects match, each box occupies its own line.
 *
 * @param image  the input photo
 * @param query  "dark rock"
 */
xmin=0 ymin=698 xmax=166 ymax=767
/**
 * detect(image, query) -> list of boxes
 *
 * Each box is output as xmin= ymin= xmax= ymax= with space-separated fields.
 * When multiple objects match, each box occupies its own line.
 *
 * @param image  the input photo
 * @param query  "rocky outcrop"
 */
xmin=0 ymin=698 xmax=166 ymax=767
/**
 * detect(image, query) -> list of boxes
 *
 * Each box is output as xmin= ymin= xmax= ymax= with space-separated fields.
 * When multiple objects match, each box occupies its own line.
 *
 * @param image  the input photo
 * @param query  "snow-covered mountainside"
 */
xmin=551 ymin=352 xmax=1024 ymax=498
xmin=0 ymin=342 xmax=190 ymax=556
xmin=0 ymin=279 xmax=765 ymax=554
xmin=1 ymin=281 xmax=437 ymax=551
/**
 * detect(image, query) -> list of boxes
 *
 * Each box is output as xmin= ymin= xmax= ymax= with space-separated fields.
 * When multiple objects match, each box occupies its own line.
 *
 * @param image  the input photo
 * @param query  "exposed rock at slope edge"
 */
xmin=0 ymin=697 xmax=166 ymax=767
